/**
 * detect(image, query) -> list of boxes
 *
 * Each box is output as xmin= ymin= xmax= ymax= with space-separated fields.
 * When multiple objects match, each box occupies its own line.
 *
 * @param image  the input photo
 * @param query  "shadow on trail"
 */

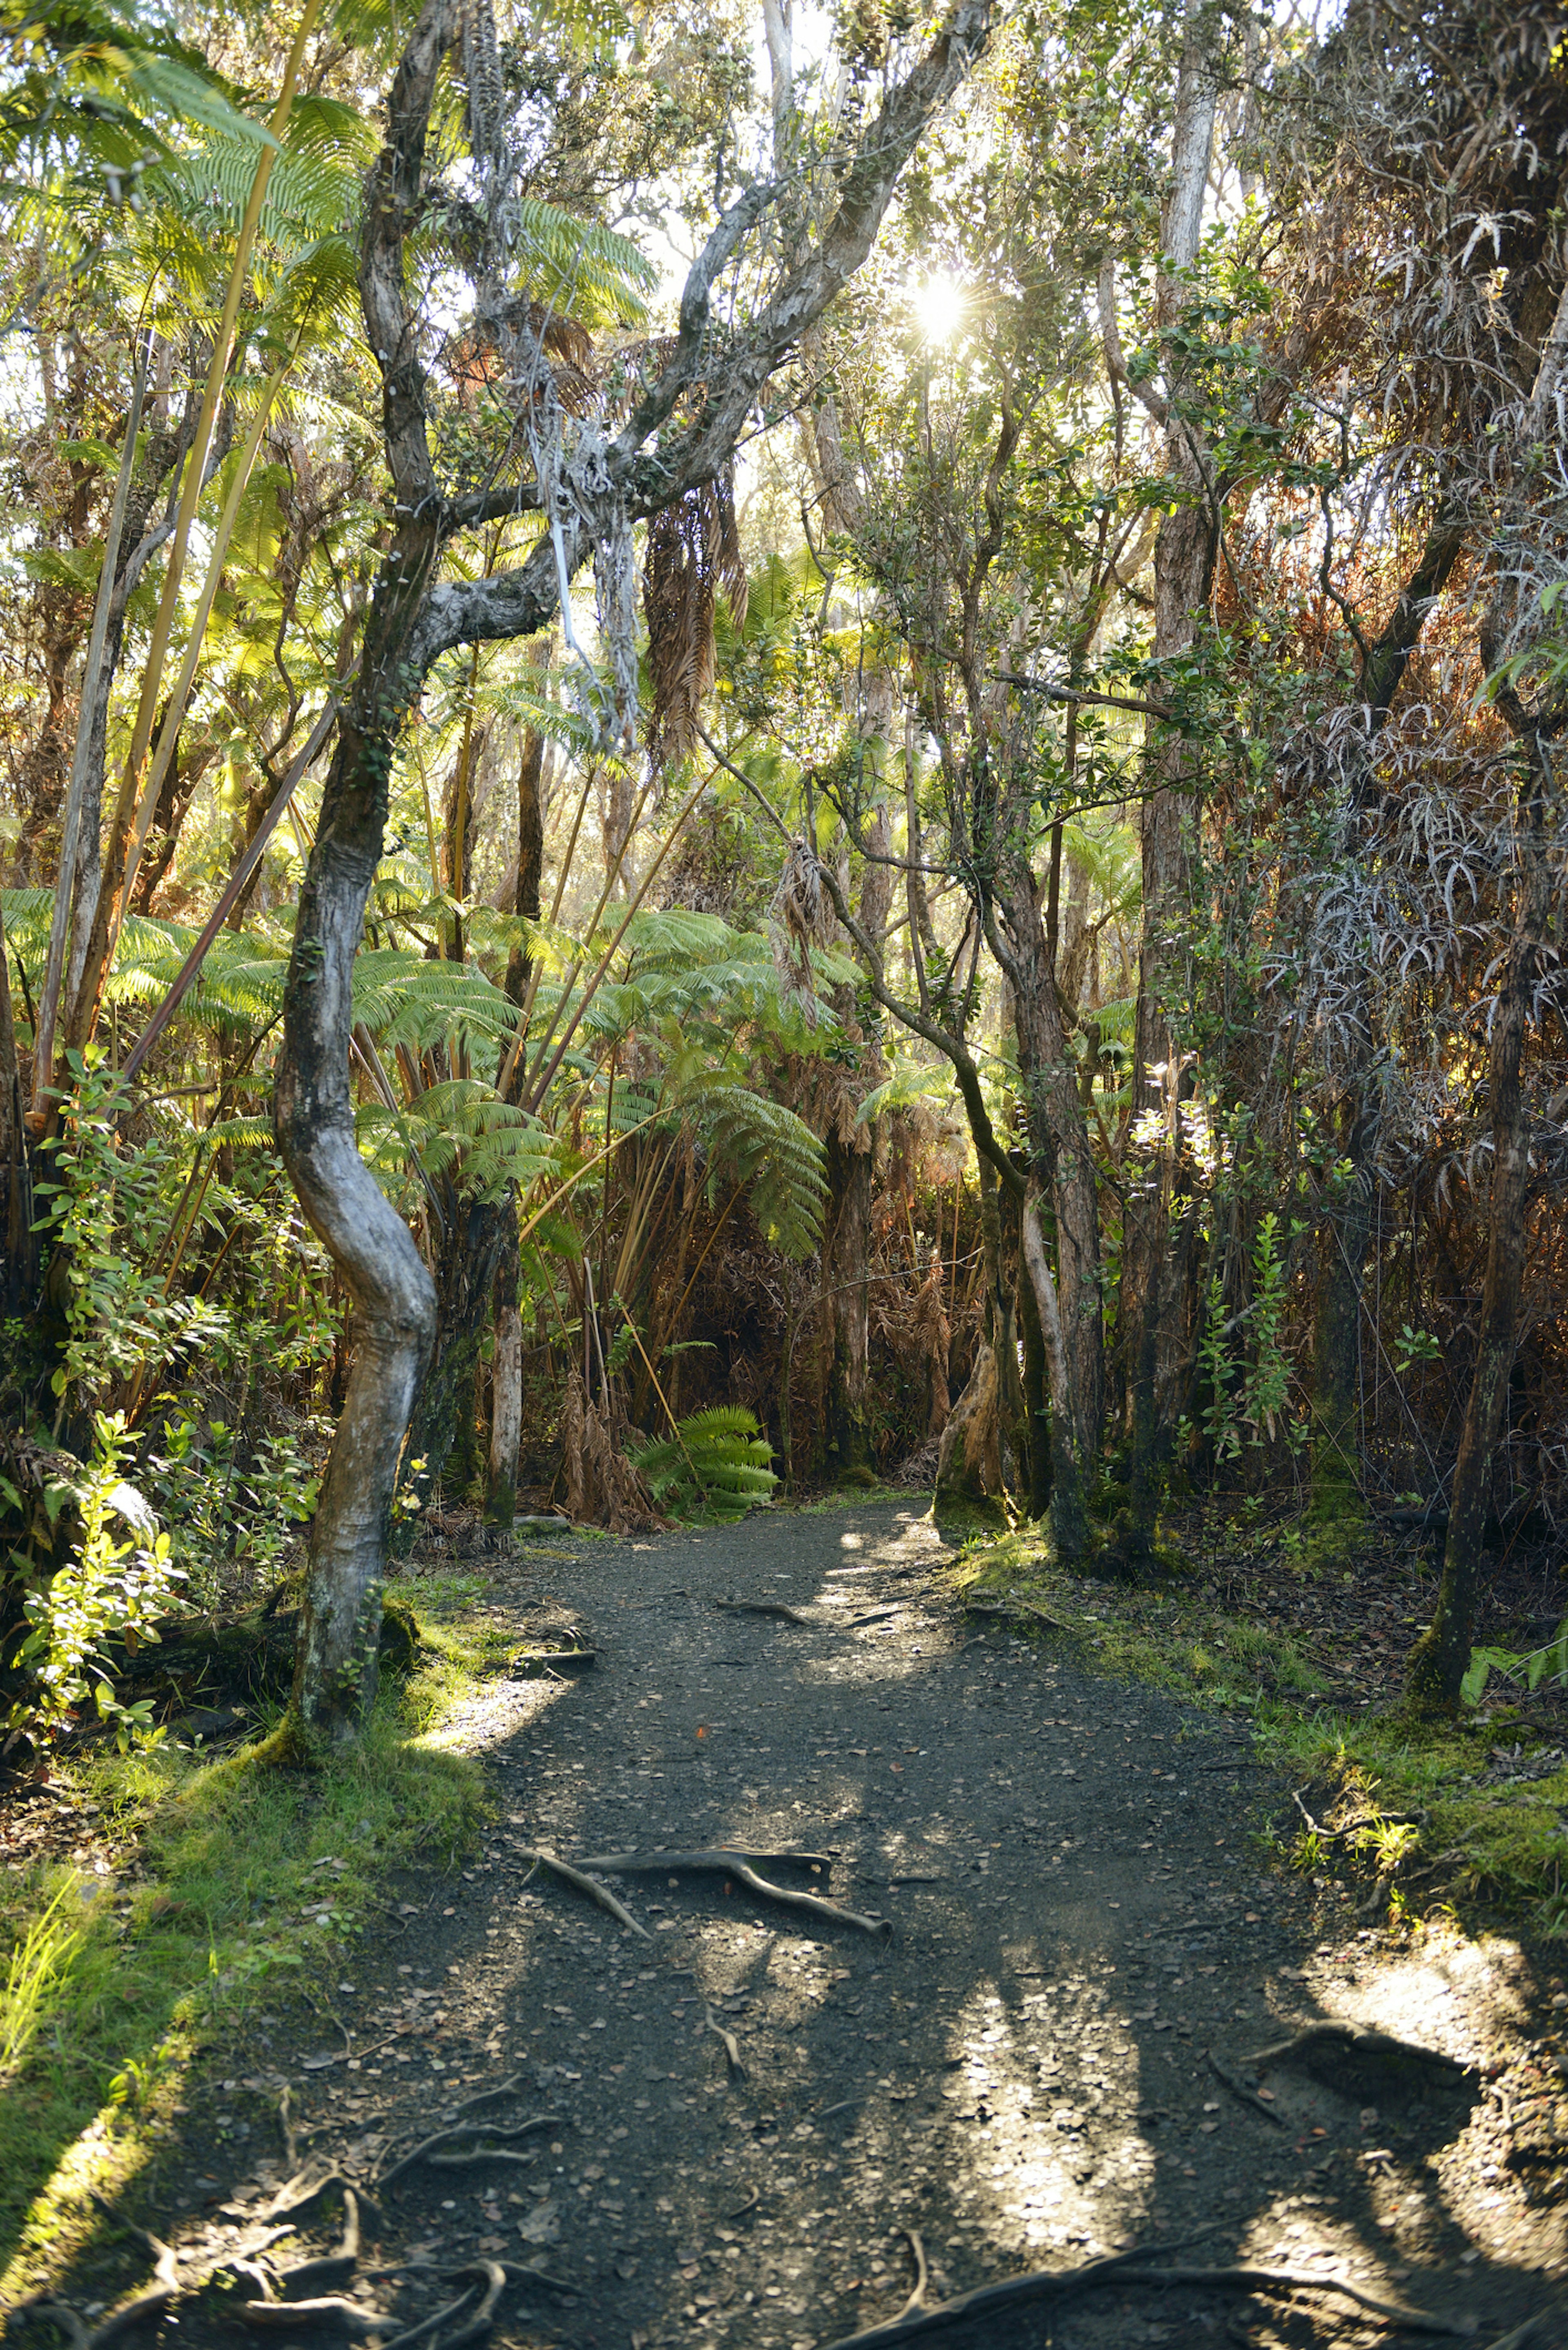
xmin=11 ymin=1500 xmax=1563 ymax=2350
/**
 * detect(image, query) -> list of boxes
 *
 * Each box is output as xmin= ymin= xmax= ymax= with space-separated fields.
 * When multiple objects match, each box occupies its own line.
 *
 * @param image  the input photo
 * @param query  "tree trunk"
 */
xmin=487 ymin=1213 xmax=523 ymax=1526
xmin=274 ymin=713 xmax=438 ymax=1746
xmin=403 ymin=1192 xmax=510 ymax=1517
xmin=997 ymin=858 xmax=1102 ymax=1548
xmin=0 ymin=899 xmax=38 ymax=1317
xmin=1121 ymin=0 xmax=1220 ymax=1524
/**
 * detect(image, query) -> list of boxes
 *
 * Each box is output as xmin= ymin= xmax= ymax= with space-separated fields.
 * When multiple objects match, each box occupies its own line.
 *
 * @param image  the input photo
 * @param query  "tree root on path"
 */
xmin=515 ymin=1846 xmax=650 ymax=1938
xmin=241 ymin=2297 xmax=393 ymax=2334
xmin=704 ymin=2003 xmax=747 ymax=2078
xmin=715 ymin=1597 xmax=813 ymax=1625
xmin=1246 ymin=2020 xmax=1472 ymax=2078
xmin=380 ymin=2116 xmax=551 ymax=2189
xmin=1205 ymin=2049 xmax=1287 ymax=2127
xmin=578 ymin=1847 xmax=889 ymax=1937
xmin=8 ymin=2230 xmax=182 ymax=2350
xmin=813 ymin=2231 xmax=1477 ymax=2350
xmin=957 ymin=1596 xmax=1075 ymax=1633
xmin=577 ymin=1846 xmax=836 ymax=1873
xmin=271 ymin=2189 xmax=361 ymax=2297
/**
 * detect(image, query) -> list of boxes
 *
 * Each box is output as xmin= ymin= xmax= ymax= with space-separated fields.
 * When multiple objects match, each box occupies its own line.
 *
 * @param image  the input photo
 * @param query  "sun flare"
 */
xmin=912 ymin=269 xmax=965 ymax=344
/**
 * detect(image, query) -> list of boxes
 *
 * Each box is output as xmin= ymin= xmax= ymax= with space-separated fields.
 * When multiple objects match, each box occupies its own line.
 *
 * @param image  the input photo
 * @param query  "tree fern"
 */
xmin=357 ymin=1079 xmax=557 ymax=1207
xmin=626 ymin=1405 xmax=776 ymax=1521
xmin=687 ymin=1078 xmax=827 ymax=1260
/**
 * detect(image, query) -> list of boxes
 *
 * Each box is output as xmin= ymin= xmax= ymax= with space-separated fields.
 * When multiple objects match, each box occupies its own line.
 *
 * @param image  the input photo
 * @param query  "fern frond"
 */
xmin=626 ymin=1405 xmax=776 ymax=1521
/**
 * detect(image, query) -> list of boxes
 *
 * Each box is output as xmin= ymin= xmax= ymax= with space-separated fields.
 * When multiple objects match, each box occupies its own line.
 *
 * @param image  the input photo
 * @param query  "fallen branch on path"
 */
xmin=813 ymin=2232 xmax=1474 ymax=2350
xmin=715 ymin=1597 xmax=812 ymax=1625
xmin=1205 ymin=2050 xmax=1286 ymax=2127
xmin=515 ymin=1846 xmax=650 ymax=1939
xmin=579 ymin=1847 xmax=888 ymax=1937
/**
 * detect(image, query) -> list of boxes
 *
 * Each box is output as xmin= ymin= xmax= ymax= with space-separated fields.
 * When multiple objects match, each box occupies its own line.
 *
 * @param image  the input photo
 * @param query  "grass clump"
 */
xmin=0 ymin=1588 xmax=486 ymax=2295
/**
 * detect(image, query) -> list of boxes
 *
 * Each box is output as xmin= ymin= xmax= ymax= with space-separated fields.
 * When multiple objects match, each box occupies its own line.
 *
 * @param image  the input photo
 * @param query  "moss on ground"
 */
xmin=948 ymin=1509 xmax=1568 ymax=1940
xmin=0 ymin=1582 xmax=488 ymax=2296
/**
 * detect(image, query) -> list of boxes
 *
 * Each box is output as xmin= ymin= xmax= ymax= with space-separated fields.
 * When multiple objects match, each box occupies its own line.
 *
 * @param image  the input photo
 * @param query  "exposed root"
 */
xmin=241 ymin=2299 xmax=392 ymax=2334
xmin=813 ymin=2236 xmax=1471 ymax=2350
xmin=1205 ymin=2049 xmax=1287 ymax=2128
xmin=13 ymin=2207 xmax=185 ymax=2350
xmin=278 ymin=2085 xmax=300 ymax=2172
xmin=450 ymin=2075 xmax=526 ymax=2117
xmin=428 ymin=2260 xmax=507 ymax=2350
xmin=1246 ymin=2020 xmax=1472 ymax=2077
xmin=515 ymin=1845 xmax=651 ymax=1938
xmin=704 ymin=2004 xmax=747 ymax=2078
xmin=577 ymin=1846 xmax=836 ymax=1873
xmin=497 ymin=2261 xmax=576 ymax=2296
xmin=958 ymin=1596 xmax=1074 ymax=1633
xmin=579 ymin=1846 xmax=889 ymax=1936
xmin=275 ymin=2189 xmax=361 ymax=2295
xmin=263 ymin=2158 xmax=346 ymax=2220
xmin=379 ymin=2261 xmax=506 ymax=2350
xmin=715 ymin=1597 xmax=812 ymax=1625
xmin=381 ymin=2117 xmax=550 ymax=2189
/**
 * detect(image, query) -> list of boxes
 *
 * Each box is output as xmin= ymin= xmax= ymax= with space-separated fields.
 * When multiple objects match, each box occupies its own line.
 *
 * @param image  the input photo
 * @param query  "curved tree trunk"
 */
xmin=275 ymin=705 xmax=439 ymax=1744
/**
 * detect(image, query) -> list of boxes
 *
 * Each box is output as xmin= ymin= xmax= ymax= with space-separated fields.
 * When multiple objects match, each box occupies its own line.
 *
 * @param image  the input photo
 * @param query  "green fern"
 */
xmin=627 ymin=1405 xmax=777 ymax=1521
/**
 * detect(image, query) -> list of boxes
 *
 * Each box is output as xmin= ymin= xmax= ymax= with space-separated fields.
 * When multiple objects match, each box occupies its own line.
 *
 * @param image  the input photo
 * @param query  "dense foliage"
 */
xmin=1 ymin=0 xmax=1565 ymax=1752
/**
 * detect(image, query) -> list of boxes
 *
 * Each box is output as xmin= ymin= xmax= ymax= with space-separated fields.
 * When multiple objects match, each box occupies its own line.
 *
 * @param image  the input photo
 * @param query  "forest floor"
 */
xmin=5 ymin=1498 xmax=1568 ymax=2350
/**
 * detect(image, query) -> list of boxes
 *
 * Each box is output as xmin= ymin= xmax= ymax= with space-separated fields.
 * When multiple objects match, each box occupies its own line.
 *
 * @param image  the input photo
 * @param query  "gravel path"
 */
xmin=118 ymin=1504 xmax=1568 ymax=2346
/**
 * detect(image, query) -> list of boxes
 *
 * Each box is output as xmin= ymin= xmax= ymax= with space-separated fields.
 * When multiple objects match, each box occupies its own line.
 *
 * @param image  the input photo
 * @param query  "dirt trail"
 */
xmin=53 ymin=1504 xmax=1568 ymax=2347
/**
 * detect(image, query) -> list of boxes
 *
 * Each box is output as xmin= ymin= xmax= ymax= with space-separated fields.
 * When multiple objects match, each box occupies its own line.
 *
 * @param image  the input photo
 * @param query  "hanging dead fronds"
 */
xmin=644 ymin=475 xmax=748 ymax=769
xmin=559 ymin=1366 xmax=662 ymax=1534
xmin=767 ymin=836 xmax=835 ymax=1025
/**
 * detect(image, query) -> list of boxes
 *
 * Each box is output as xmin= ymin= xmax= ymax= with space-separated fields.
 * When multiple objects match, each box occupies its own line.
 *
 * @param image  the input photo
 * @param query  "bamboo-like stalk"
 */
xmin=120 ymin=694 xmax=340 ymax=1086
xmin=69 ymin=0 xmax=322 ymax=1049
xmin=500 ymin=760 xmax=657 ymax=1105
xmin=116 ymin=338 xmax=303 ymax=925
xmin=496 ymin=758 xmax=593 ymax=1098
xmin=523 ymin=771 xmax=710 ymax=1115
xmin=28 ymin=332 xmax=152 ymax=1124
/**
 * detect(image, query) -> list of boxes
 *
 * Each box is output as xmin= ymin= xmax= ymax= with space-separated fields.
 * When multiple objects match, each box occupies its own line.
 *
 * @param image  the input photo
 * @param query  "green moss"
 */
xmin=0 ymin=1585 xmax=487 ymax=2298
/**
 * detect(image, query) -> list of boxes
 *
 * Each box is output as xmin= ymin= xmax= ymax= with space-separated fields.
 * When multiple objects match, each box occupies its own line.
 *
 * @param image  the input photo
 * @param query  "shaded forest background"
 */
xmin=2 ymin=0 xmax=1567 ymax=1753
